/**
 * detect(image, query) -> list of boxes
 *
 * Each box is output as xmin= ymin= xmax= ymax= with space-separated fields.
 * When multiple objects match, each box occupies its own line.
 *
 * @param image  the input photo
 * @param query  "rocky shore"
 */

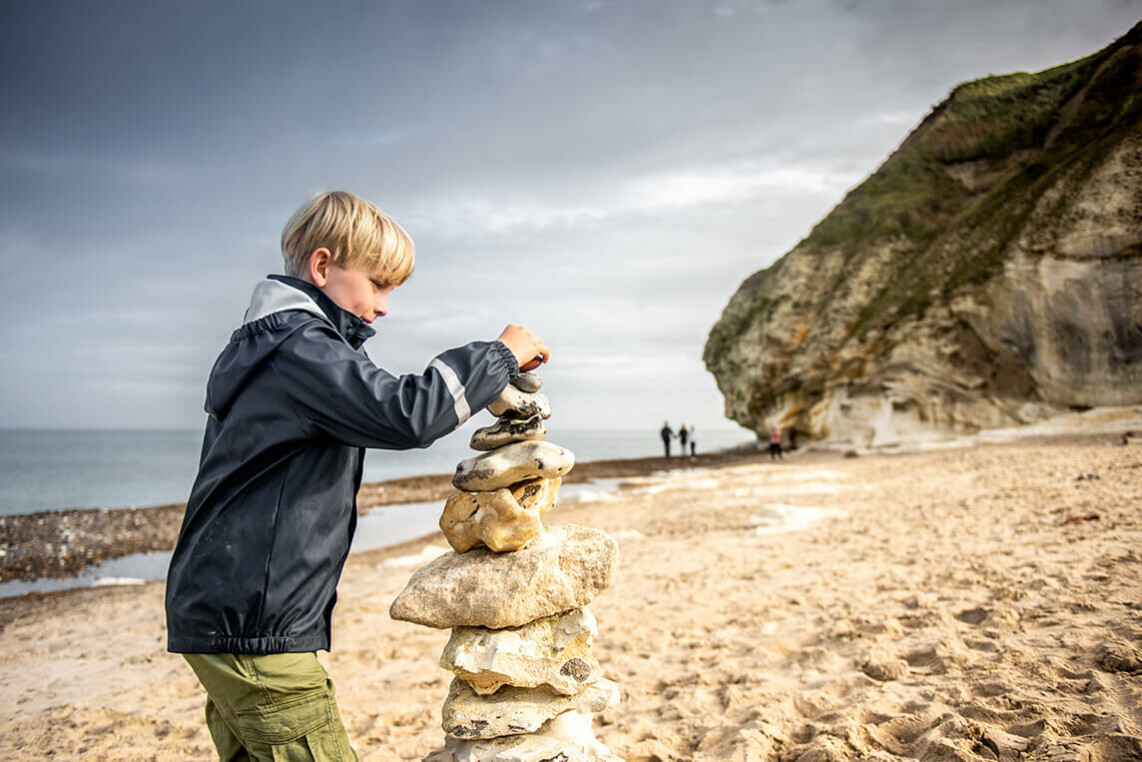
xmin=0 ymin=447 xmax=770 ymax=584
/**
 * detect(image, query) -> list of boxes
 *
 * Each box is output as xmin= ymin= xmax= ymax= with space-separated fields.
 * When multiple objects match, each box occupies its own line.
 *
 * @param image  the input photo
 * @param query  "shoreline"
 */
xmin=0 ymin=446 xmax=775 ymax=585
xmin=5 ymin=405 xmax=1136 ymax=586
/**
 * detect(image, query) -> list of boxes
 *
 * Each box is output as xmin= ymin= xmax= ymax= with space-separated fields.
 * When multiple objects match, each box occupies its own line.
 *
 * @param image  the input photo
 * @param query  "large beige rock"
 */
xmin=390 ymin=525 xmax=618 ymax=629
xmin=440 ymin=478 xmax=561 ymax=553
xmin=470 ymin=415 xmax=547 ymax=451
xmin=442 ymin=609 xmax=600 ymax=695
xmin=424 ymin=711 xmax=622 ymax=762
xmin=453 ymin=441 xmax=574 ymax=492
xmin=488 ymin=386 xmax=551 ymax=420
xmin=441 ymin=678 xmax=619 ymax=740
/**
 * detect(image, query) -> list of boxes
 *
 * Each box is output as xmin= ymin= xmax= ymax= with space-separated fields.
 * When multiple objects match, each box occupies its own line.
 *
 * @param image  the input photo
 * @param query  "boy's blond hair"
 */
xmin=281 ymin=191 xmax=415 ymax=286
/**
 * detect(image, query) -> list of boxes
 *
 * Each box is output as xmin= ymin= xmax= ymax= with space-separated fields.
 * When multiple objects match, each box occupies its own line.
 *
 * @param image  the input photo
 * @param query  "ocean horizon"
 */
xmin=0 ymin=424 xmax=754 ymax=517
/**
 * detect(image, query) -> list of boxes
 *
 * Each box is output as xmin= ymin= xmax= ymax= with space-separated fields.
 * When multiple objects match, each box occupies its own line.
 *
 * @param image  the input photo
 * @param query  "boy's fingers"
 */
xmin=519 ymin=344 xmax=549 ymax=372
xmin=497 ymin=325 xmax=549 ymax=372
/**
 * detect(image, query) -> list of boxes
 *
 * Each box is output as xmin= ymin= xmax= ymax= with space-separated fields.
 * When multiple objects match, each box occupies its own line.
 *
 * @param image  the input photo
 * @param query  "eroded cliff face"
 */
xmin=705 ymin=23 xmax=1142 ymax=446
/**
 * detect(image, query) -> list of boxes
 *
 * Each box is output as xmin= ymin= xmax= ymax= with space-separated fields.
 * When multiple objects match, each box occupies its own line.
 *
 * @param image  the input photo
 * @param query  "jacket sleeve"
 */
xmin=273 ymin=322 xmax=519 ymax=450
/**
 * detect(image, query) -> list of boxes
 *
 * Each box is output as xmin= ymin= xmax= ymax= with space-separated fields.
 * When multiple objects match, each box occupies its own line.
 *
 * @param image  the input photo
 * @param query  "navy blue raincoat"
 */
xmin=166 ymin=275 xmax=517 ymax=654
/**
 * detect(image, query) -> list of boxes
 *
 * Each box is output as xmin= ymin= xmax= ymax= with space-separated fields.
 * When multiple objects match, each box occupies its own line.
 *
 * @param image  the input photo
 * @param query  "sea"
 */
xmin=0 ymin=425 xmax=755 ymax=517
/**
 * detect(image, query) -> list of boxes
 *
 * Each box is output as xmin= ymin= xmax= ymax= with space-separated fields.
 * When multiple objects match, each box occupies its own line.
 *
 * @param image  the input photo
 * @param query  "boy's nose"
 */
xmin=375 ymin=293 xmax=388 ymax=317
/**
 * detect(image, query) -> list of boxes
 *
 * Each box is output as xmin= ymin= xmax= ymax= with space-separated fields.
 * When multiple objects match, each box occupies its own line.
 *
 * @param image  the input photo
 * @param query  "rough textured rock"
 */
xmin=704 ymin=24 xmax=1142 ymax=447
xmin=509 ymin=477 xmax=559 ymax=515
xmin=470 ymin=415 xmax=547 ymax=451
xmin=390 ymin=525 xmax=619 ymax=629
xmin=425 ymin=710 xmax=622 ymax=762
xmin=439 ymin=478 xmax=561 ymax=554
xmin=441 ymin=608 xmax=600 ymax=695
xmin=511 ymin=372 xmax=543 ymax=393
xmin=488 ymin=386 xmax=552 ymax=421
xmin=441 ymin=678 xmax=620 ymax=740
xmin=453 ymin=441 xmax=574 ymax=492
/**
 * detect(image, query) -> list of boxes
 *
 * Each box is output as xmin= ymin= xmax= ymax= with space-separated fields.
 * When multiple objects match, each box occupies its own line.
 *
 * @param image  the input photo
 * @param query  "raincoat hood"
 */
xmin=205 ymin=275 xmax=376 ymax=420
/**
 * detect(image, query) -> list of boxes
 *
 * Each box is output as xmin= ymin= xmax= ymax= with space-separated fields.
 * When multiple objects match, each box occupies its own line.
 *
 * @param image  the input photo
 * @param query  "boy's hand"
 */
xmin=496 ymin=324 xmax=550 ymax=372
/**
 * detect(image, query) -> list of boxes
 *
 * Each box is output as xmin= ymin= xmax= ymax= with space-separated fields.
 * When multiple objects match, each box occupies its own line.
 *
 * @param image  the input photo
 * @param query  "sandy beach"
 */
xmin=2 ymin=435 xmax=1141 ymax=760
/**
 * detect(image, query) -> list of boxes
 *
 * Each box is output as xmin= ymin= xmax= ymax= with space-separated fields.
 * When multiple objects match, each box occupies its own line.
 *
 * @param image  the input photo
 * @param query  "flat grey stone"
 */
xmin=511 ymin=372 xmax=543 ymax=393
xmin=390 ymin=524 xmax=618 ymax=629
xmin=470 ymin=415 xmax=547 ymax=451
xmin=488 ymin=386 xmax=551 ymax=421
xmin=453 ymin=441 xmax=573 ymax=492
xmin=442 ymin=678 xmax=619 ymax=740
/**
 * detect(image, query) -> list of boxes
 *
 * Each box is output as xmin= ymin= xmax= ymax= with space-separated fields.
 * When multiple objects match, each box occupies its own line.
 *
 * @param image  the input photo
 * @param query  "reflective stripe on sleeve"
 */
xmin=429 ymin=358 xmax=471 ymax=427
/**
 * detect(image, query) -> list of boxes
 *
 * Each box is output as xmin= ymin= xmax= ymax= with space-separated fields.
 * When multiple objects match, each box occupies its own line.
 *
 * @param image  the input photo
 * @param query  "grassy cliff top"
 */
xmin=808 ymin=51 xmax=1111 ymax=251
xmin=706 ymin=21 xmax=1142 ymax=376
xmin=778 ymin=21 xmax=1139 ymax=335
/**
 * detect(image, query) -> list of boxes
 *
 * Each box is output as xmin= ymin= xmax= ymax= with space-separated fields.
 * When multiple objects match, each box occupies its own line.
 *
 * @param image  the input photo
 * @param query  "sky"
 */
xmin=1 ymin=0 xmax=1139 ymax=432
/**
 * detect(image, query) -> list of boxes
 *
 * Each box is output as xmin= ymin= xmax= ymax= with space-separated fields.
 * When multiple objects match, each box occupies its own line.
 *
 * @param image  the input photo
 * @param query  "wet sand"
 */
xmin=1 ymin=436 xmax=1140 ymax=760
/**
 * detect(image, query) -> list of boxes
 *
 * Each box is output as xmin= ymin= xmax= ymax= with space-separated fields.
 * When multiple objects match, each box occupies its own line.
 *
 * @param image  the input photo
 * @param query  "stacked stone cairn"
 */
xmin=390 ymin=372 xmax=622 ymax=762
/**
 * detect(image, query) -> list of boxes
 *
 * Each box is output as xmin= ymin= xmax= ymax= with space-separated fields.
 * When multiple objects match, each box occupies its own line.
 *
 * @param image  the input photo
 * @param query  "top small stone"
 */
xmin=512 ymin=372 xmax=543 ymax=393
xmin=488 ymin=386 xmax=551 ymax=421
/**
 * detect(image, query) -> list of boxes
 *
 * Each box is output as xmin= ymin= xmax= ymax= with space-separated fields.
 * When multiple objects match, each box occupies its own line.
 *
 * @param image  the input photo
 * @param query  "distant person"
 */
xmin=769 ymin=427 xmax=783 ymax=461
xmin=678 ymin=424 xmax=689 ymax=458
xmin=165 ymin=191 xmax=550 ymax=760
xmin=661 ymin=421 xmax=674 ymax=458
xmin=788 ymin=425 xmax=798 ymax=451
xmin=689 ymin=426 xmax=697 ymax=460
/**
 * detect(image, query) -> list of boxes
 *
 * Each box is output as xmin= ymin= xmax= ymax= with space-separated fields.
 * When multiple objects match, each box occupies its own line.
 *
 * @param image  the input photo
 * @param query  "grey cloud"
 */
xmin=1 ymin=0 xmax=1139 ymax=427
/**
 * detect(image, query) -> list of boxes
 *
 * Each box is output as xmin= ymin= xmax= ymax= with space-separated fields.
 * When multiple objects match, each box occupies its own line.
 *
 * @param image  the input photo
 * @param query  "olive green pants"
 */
xmin=183 ymin=652 xmax=358 ymax=762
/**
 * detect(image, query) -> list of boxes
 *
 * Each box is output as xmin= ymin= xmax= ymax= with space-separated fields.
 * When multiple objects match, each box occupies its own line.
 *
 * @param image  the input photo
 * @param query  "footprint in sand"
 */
xmin=859 ymin=652 xmax=910 ymax=681
xmin=1095 ymin=641 xmax=1142 ymax=673
xmin=956 ymin=606 xmax=991 ymax=625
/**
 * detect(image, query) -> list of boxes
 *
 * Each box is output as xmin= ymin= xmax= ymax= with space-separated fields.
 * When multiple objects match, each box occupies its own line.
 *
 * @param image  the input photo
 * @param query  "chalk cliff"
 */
xmin=705 ymin=22 xmax=1142 ymax=446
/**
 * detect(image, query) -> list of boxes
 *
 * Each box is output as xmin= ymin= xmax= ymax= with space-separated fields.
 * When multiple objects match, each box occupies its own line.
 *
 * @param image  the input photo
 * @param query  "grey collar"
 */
xmin=243 ymin=279 xmax=332 ymax=326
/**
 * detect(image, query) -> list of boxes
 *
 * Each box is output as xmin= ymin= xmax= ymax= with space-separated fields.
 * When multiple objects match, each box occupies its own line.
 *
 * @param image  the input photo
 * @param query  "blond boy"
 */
xmin=166 ymin=191 xmax=548 ymax=760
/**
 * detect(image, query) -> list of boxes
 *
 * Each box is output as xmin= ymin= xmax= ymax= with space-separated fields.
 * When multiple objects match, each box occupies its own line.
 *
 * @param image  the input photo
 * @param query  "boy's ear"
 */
xmin=306 ymin=248 xmax=333 ymax=286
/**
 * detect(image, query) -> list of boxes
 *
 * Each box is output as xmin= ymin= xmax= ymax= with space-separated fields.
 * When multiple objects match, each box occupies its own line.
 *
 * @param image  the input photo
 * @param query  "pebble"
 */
xmin=453 ymin=441 xmax=574 ymax=492
xmin=488 ymin=386 xmax=552 ymax=421
xmin=469 ymin=415 xmax=547 ymax=451
xmin=511 ymin=373 xmax=543 ymax=393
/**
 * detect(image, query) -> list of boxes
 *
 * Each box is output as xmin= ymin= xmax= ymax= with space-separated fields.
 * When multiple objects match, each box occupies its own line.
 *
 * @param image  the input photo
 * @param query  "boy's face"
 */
xmin=305 ymin=249 xmax=394 ymax=324
xmin=323 ymin=264 xmax=394 ymax=324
